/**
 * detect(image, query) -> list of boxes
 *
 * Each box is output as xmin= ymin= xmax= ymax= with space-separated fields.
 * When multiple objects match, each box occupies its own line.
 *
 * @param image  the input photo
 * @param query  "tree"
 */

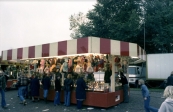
xmin=69 ymin=12 xmax=89 ymax=39
xmin=70 ymin=0 xmax=173 ymax=53
xmin=143 ymin=0 xmax=173 ymax=53
xmin=70 ymin=0 xmax=142 ymax=41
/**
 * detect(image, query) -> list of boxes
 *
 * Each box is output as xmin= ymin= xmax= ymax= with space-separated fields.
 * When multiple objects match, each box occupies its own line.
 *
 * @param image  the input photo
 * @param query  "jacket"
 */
xmin=104 ymin=69 xmax=112 ymax=83
xmin=167 ymin=74 xmax=173 ymax=86
xmin=64 ymin=78 xmax=73 ymax=92
xmin=159 ymin=98 xmax=173 ymax=112
xmin=0 ymin=73 xmax=6 ymax=90
xmin=141 ymin=84 xmax=150 ymax=98
xmin=55 ymin=78 xmax=61 ymax=92
xmin=17 ymin=75 xmax=29 ymax=87
xmin=30 ymin=77 xmax=40 ymax=96
xmin=42 ymin=76 xmax=51 ymax=90
xmin=76 ymin=77 xmax=88 ymax=100
xmin=119 ymin=75 xmax=128 ymax=86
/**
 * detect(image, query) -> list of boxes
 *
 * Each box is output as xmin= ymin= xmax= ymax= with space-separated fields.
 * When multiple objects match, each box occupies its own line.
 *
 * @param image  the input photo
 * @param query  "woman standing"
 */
xmin=138 ymin=79 xmax=158 ymax=112
xmin=54 ymin=75 xmax=61 ymax=106
xmin=30 ymin=74 xmax=40 ymax=102
xmin=63 ymin=74 xmax=73 ymax=106
xmin=76 ymin=74 xmax=88 ymax=109
xmin=158 ymin=86 xmax=173 ymax=112
xmin=42 ymin=73 xmax=51 ymax=103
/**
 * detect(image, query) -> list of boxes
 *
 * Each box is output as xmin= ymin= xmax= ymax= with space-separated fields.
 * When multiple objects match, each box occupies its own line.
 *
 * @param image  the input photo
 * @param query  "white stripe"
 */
xmin=2 ymin=51 xmax=7 ymax=60
xmin=35 ymin=45 xmax=42 ymax=58
xmin=67 ymin=39 xmax=77 ymax=55
xmin=138 ymin=46 xmax=142 ymax=59
xmin=88 ymin=37 xmax=92 ymax=53
xmin=91 ymin=37 xmax=100 ymax=53
xmin=23 ymin=47 xmax=28 ymax=59
xmin=49 ymin=42 xmax=57 ymax=57
xmin=111 ymin=40 xmax=120 ymax=55
xmin=12 ymin=49 xmax=17 ymax=60
xmin=129 ymin=43 xmax=137 ymax=57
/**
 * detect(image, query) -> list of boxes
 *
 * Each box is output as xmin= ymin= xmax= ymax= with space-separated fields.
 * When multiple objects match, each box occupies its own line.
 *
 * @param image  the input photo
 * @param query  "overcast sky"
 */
xmin=0 ymin=0 xmax=96 ymax=55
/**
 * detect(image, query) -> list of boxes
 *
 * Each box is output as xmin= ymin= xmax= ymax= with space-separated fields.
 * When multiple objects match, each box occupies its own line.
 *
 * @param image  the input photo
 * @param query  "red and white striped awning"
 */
xmin=1 ymin=37 xmax=146 ymax=61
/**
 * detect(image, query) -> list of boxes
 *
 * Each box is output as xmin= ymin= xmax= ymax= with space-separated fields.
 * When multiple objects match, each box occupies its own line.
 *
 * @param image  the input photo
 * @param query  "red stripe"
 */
xmin=120 ymin=42 xmax=129 ymax=56
xmin=28 ymin=46 xmax=35 ymax=58
xmin=17 ymin=48 xmax=23 ymax=59
xmin=58 ymin=41 xmax=67 ymax=55
xmin=77 ymin=37 xmax=88 ymax=54
xmin=42 ymin=44 xmax=49 ymax=57
xmin=100 ymin=38 xmax=110 ymax=54
xmin=7 ymin=49 xmax=12 ymax=60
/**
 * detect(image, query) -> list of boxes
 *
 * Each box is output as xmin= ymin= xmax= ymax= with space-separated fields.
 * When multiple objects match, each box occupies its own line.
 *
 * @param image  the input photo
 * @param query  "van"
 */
xmin=128 ymin=65 xmax=146 ymax=87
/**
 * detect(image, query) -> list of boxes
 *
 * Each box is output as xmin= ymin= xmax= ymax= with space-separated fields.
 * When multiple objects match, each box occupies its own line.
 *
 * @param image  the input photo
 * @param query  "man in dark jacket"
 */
xmin=42 ymin=73 xmax=51 ymax=103
xmin=54 ymin=75 xmax=61 ymax=106
xmin=0 ymin=70 xmax=8 ymax=109
xmin=119 ymin=72 xmax=129 ymax=103
xmin=63 ymin=74 xmax=73 ymax=106
xmin=166 ymin=71 xmax=173 ymax=86
xmin=104 ymin=66 xmax=112 ymax=84
xmin=76 ymin=74 xmax=88 ymax=109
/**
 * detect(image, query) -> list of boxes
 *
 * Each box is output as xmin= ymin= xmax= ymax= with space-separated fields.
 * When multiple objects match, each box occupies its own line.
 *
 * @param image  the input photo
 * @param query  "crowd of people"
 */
xmin=13 ymin=67 xmax=88 ymax=109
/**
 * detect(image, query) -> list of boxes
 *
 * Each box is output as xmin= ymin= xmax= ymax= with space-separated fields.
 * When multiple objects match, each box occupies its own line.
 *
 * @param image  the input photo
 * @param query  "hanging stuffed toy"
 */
xmin=38 ymin=59 xmax=45 ymax=74
xmin=50 ymin=58 xmax=57 ymax=72
xmin=114 ymin=56 xmax=120 ymax=73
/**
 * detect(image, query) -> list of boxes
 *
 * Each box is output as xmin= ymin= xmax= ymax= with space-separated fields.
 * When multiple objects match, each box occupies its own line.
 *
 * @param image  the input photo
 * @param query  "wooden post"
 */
xmin=111 ymin=55 xmax=115 ymax=92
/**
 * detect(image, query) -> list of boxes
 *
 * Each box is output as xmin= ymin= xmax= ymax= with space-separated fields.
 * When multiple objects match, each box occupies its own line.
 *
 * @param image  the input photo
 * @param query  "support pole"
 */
xmin=111 ymin=55 xmax=115 ymax=92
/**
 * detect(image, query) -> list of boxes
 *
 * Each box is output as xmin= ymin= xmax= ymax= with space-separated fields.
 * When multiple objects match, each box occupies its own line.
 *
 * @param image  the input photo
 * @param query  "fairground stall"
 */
xmin=1 ymin=37 xmax=146 ymax=108
xmin=0 ymin=56 xmax=27 ymax=89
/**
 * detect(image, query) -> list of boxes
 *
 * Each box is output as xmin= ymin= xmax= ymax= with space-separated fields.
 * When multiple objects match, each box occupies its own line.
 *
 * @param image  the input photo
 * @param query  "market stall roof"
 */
xmin=1 ymin=37 xmax=146 ymax=61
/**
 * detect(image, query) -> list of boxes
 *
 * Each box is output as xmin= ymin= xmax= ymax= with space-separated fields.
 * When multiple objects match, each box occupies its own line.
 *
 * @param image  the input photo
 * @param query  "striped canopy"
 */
xmin=1 ymin=37 xmax=146 ymax=61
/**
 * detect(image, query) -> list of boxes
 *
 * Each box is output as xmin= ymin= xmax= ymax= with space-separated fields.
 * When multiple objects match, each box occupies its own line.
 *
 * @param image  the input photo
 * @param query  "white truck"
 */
xmin=128 ymin=53 xmax=173 ymax=88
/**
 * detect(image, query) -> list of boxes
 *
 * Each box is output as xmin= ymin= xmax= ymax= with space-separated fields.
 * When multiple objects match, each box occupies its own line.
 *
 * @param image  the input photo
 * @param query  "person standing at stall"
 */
xmin=63 ymin=74 xmax=73 ymax=106
xmin=30 ymin=74 xmax=40 ymax=102
xmin=42 ymin=73 xmax=51 ymax=103
xmin=166 ymin=71 xmax=173 ymax=86
xmin=17 ymin=70 xmax=29 ymax=105
xmin=54 ymin=75 xmax=61 ymax=106
xmin=119 ymin=72 xmax=129 ymax=103
xmin=0 ymin=70 xmax=8 ymax=109
xmin=104 ymin=66 xmax=112 ymax=84
xmin=76 ymin=74 xmax=88 ymax=109
xmin=138 ymin=79 xmax=158 ymax=112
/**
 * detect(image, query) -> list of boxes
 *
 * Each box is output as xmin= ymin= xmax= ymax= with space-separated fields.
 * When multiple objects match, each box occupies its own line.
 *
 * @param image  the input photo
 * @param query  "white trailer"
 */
xmin=147 ymin=53 xmax=173 ymax=80
xmin=128 ymin=53 xmax=173 ymax=88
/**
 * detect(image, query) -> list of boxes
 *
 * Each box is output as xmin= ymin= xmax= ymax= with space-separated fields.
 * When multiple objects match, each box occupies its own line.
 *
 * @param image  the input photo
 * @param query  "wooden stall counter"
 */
xmin=39 ymin=87 xmax=124 ymax=108
xmin=7 ymin=79 xmax=17 ymax=89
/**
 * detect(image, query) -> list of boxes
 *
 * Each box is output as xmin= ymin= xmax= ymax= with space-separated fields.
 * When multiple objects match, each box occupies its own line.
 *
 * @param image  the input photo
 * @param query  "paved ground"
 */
xmin=0 ymin=89 xmax=165 ymax=112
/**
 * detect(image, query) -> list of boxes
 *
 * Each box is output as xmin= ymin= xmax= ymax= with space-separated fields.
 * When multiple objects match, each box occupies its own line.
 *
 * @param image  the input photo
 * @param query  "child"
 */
xmin=158 ymin=86 xmax=173 ymax=112
xmin=138 ymin=79 xmax=158 ymax=112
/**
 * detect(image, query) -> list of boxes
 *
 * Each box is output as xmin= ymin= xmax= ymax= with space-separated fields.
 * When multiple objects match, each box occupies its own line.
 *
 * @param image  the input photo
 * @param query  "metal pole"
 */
xmin=144 ymin=11 xmax=145 ymax=51
xmin=143 ymin=3 xmax=146 ymax=51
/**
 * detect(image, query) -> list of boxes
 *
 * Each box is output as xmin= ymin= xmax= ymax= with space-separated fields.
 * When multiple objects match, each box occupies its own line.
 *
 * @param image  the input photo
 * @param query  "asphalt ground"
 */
xmin=0 ymin=88 xmax=165 ymax=112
